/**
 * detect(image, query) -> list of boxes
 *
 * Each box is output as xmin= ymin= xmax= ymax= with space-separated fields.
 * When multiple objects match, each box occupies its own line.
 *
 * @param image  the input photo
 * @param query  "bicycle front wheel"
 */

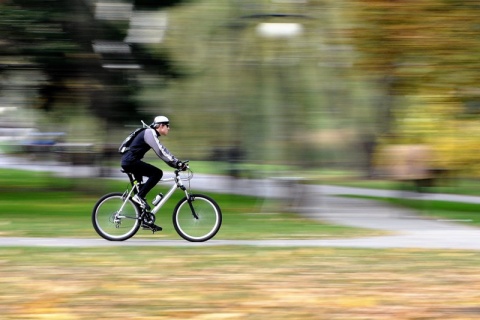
xmin=92 ymin=192 xmax=141 ymax=241
xmin=173 ymin=194 xmax=222 ymax=242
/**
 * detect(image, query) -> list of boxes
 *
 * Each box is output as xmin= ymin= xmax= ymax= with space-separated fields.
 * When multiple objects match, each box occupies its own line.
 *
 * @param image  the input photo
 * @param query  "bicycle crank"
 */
xmin=142 ymin=212 xmax=156 ymax=225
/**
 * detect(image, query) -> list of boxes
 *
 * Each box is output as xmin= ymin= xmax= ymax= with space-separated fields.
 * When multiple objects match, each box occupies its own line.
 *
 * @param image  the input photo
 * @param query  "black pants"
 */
xmin=122 ymin=161 xmax=163 ymax=199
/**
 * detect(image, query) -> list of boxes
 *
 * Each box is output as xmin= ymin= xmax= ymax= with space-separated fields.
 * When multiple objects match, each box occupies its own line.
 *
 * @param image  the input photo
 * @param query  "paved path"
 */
xmin=1 ymin=154 xmax=480 ymax=250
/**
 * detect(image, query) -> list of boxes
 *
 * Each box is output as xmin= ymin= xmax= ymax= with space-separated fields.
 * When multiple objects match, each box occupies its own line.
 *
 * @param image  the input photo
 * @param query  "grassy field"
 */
xmin=0 ymin=169 xmax=381 ymax=239
xmin=2 ymin=169 xmax=480 ymax=319
xmin=2 ymin=167 xmax=480 ymax=237
xmin=1 ymin=246 xmax=480 ymax=319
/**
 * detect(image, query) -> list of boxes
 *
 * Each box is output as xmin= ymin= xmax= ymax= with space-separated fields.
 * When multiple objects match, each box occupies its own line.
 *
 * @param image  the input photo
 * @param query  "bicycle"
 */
xmin=92 ymin=161 xmax=222 ymax=242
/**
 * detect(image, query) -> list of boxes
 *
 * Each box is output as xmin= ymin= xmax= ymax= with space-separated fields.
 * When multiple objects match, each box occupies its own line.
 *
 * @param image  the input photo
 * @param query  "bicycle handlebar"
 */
xmin=173 ymin=160 xmax=191 ymax=178
xmin=174 ymin=160 xmax=190 ymax=173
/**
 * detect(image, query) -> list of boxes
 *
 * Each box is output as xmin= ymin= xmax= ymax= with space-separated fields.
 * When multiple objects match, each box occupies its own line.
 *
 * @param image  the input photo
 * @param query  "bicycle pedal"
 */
xmin=142 ymin=224 xmax=162 ymax=233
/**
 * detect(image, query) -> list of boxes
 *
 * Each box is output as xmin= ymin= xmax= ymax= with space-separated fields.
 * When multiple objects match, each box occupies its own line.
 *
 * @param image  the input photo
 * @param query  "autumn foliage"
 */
xmin=349 ymin=0 xmax=480 ymax=176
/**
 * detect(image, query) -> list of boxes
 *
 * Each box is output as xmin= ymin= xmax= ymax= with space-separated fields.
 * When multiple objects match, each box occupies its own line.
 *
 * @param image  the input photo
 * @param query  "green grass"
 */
xmin=4 ymin=165 xmax=480 ymax=239
xmin=0 ymin=169 xmax=379 ymax=239
xmin=189 ymin=161 xmax=480 ymax=197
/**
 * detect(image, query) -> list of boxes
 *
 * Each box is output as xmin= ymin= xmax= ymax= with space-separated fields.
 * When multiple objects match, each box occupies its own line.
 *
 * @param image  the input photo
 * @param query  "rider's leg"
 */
xmin=122 ymin=162 xmax=163 ymax=212
xmin=135 ymin=162 xmax=163 ymax=199
xmin=122 ymin=161 xmax=163 ymax=199
xmin=122 ymin=162 xmax=164 ymax=232
xmin=134 ymin=163 xmax=163 ymax=232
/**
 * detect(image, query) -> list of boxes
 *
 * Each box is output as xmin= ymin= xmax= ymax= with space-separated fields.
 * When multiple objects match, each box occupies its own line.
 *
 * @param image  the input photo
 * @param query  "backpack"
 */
xmin=118 ymin=121 xmax=150 ymax=154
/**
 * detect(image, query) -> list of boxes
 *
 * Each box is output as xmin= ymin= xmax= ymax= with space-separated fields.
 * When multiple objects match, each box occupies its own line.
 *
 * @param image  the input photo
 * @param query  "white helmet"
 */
xmin=154 ymin=116 xmax=169 ymax=124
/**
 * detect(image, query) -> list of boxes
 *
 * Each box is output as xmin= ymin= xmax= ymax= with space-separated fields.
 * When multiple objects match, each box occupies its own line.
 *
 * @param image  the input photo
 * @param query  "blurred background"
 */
xmin=1 ymin=0 xmax=480 ymax=186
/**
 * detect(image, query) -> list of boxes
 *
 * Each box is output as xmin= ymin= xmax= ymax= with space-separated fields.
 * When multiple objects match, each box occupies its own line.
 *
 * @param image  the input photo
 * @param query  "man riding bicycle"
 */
xmin=121 ymin=115 xmax=187 ymax=231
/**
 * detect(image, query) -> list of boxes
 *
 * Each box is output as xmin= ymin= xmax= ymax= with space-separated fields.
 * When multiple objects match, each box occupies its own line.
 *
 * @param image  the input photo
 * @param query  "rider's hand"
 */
xmin=176 ymin=161 xmax=188 ymax=171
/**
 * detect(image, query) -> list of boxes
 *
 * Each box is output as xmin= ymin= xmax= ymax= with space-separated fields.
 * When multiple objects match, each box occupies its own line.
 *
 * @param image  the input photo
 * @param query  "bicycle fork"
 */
xmin=177 ymin=178 xmax=199 ymax=220
xmin=187 ymin=195 xmax=199 ymax=219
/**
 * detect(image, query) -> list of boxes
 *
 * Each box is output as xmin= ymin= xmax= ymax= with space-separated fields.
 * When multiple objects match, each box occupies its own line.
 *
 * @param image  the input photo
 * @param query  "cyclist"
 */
xmin=121 ymin=115 xmax=187 ymax=231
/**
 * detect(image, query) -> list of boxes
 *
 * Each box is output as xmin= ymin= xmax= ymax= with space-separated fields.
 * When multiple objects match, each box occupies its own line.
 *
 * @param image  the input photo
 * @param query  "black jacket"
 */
xmin=121 ymin=128 xmax=179 ymax=167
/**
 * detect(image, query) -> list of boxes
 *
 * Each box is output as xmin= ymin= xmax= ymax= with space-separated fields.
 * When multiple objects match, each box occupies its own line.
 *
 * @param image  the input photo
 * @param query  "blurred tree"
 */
xmin=349 ymin=0 xmax=480 ymax=176
xmin=349 ymin=0 xmax=480 ymax=133
xmin=0 ymin=0 xmax=186 ymax=123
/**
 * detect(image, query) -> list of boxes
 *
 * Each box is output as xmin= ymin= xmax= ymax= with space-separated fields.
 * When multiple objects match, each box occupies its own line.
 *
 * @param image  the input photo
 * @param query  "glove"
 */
xmin=176 ymin=161 xmax=187 ymax=171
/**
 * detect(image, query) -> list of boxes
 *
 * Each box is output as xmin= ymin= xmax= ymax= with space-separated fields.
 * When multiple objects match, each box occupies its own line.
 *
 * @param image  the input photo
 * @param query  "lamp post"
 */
xmin=226 ymin=13 xmax=312 ymax=166
xmin=236 ymin=10 xmax=316 ymax=209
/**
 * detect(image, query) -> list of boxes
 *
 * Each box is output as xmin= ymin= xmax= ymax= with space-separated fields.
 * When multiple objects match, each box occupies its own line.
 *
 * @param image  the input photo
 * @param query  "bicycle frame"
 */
xmin=116 ymin=180 xmax=140 ymax=217
xmin=119 ymin=169 xmax=190 ymax=217
xmin=149 ymin=172 xmax=190 ymax=215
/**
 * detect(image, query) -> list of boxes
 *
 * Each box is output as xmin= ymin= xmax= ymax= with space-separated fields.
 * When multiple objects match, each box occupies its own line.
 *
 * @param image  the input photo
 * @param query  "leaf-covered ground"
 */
xmin=1 ymin=246 xmax=480 ymax=319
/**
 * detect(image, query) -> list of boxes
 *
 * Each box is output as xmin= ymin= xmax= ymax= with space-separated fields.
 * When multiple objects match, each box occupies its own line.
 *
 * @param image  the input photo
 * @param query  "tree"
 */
xmin=349 ymin=0 xmax=480 ymax=176
xmin=0 ymin=0 xmax=187 ymax=123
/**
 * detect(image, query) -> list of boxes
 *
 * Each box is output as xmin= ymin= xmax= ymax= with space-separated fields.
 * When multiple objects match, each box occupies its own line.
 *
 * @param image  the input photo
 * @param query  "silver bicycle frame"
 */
xmin=116 ymin=182 xmax=140 ymax=218
xmin=117 ymin=171 xmax=190 ymax=217
xmin=150 ymin=173 xmax=190 ymax=215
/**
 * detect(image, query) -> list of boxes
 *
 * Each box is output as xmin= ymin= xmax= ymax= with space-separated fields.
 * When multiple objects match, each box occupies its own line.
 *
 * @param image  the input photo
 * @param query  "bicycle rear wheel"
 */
xmin=92 ymin=192 xmax=141 ymax=241
xmin=173 ymin=194 xmax=222 ymax=242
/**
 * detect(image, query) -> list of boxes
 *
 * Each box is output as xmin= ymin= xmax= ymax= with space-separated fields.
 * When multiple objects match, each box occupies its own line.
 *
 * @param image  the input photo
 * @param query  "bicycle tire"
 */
xmin=92 ymin=192 xmax=141 ymax=241
xmin=172 ymin=194 xmax=222 ymax=242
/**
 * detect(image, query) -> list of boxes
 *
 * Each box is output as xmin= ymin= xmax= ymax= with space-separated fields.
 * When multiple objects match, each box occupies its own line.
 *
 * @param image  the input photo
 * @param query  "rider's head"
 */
xmin=152 ymin=116 xmax=170 ymax=136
